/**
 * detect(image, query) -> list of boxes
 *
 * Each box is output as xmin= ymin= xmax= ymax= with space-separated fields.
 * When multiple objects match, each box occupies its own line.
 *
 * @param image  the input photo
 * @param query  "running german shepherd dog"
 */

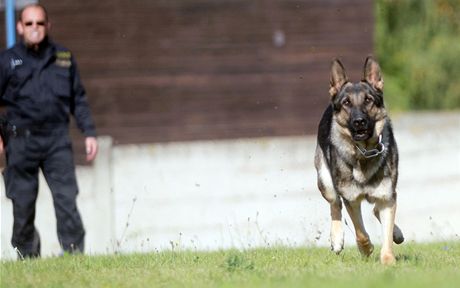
xmin=314 ymin=56 xmax=404 ymax=265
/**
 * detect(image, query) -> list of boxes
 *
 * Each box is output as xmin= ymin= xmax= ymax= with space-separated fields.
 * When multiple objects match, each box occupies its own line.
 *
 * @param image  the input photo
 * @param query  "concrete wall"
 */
xmin=1 ymin=113 xmax=460 ymax=260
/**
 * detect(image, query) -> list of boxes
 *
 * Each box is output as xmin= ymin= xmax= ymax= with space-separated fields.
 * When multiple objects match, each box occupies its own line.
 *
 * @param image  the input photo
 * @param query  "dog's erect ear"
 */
xmin=329 ymin=58 xmax=348 ymax=97
xmin=363 ymin=56 xmax=384 ymax=91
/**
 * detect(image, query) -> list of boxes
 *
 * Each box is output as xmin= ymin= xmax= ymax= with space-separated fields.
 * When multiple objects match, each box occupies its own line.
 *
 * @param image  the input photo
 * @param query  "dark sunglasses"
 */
xmin=24 ymin=21 xmax=46 ymax=27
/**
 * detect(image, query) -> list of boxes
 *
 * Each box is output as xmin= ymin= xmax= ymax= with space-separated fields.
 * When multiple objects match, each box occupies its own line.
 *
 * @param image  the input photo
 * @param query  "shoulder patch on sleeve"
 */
xmin=56 ymin=51 xmax=72 ymax=59
xmin=55 ymin=51 xmax=72 ymax=68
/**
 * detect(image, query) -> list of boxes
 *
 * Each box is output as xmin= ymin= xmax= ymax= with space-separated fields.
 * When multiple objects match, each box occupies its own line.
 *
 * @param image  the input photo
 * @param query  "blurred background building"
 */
xmin=1 ymin=0 xmax=373 ymax=155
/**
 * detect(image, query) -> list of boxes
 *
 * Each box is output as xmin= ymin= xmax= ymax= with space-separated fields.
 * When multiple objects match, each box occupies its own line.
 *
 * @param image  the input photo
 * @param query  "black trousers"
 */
xmin=3 ymin=129 xmax=85 ymax=258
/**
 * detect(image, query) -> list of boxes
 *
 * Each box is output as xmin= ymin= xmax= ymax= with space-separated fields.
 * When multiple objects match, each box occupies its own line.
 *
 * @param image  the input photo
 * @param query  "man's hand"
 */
xmin=85 ymin=137 xmax=98 ymax=162
xmin=0 ymin=137 xmax=3 ymax=155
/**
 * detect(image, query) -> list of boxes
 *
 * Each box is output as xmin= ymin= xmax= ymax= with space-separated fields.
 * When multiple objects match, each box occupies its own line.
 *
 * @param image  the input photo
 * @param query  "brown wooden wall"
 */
xmin=1 ymin=0 xmax=373 ymax=160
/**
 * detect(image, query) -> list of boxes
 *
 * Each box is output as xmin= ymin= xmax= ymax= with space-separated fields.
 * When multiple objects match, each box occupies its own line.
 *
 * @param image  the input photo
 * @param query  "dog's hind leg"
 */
xmin=316 ymin=148 xmax=344 ymax=254
xmin=343 ymin=199 xmax=374 ymax=257
xmin=318 ymin=180 xmax=344 ymax=254
xmin=373 ymin=205 xmax=404 ymax=244
xmin=329 ymin=198 xmax=344 ymax=254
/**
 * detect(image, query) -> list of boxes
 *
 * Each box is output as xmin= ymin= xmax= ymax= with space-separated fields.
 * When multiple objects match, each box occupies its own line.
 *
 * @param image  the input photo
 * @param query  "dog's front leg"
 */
xmin=330 ymin=198 xmax=344 ymax=254
xmin=375 ymin=198 xmax=397 ymax=265
xmin=373 ymin=205 xmax=404 ymax=244
xmin=343 ymin=199 xmax=374 ymax=257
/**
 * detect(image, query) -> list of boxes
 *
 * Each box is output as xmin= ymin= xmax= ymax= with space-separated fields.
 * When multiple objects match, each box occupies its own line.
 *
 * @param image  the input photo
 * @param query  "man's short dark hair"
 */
xmin=18 ymin=3 xmax=49 ymax=22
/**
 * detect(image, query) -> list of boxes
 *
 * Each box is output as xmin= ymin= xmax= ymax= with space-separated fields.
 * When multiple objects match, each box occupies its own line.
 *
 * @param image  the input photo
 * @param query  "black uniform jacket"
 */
xmin=0 ymin=38 xmax=96 ymax=137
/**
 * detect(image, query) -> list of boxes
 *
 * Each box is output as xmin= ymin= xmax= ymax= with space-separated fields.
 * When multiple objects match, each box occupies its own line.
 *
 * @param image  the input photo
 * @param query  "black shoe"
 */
xmin=16 ymin=229 xmax=41 ymax=260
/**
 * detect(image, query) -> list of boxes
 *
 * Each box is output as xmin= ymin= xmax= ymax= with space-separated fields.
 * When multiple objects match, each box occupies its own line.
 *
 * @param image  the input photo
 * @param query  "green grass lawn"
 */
xmin=1 ymin=242 xmax=459 ymax=288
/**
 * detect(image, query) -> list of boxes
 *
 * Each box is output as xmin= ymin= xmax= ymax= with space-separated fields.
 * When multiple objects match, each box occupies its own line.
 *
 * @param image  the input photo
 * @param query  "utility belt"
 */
xmin=0 ymin=119 xmax=68 ymax=145
xmin=4 ymin=124 xmax=31 ymax=137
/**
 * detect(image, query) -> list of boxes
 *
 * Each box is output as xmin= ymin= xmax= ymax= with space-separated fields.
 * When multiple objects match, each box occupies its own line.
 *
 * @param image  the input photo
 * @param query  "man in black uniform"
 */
xmin=0 ymin=4 xmax=98 ymax=258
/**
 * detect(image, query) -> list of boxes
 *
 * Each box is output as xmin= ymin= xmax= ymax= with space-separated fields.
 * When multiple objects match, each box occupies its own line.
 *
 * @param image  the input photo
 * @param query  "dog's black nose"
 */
xmin=353 ymin=118 xmax=367 ymax=129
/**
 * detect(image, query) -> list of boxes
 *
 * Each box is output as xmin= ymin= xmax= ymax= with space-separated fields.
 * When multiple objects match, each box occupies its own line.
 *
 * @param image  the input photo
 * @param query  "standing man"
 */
xmin=0 ymin=4 xmax=98 ymax=258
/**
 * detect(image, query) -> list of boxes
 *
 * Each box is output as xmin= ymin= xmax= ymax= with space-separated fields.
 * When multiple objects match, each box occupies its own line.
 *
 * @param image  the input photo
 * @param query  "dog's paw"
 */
xmin=357 ymin=238 xmax=374 ymax=257
xmin=393 ymin=224 xmax=404 ymax=244
xmin=380 ymin=252 xmax=396 ymax=265
xmin=331 ymin=242 xmax=344 ymax=255
xmin=330 ymin=233 xmax=344 ymax=254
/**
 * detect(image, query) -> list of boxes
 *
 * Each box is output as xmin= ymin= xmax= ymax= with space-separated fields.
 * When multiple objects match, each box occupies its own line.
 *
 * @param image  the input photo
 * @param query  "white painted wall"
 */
xmin=1 ymin=113 xmax=459 ymax=260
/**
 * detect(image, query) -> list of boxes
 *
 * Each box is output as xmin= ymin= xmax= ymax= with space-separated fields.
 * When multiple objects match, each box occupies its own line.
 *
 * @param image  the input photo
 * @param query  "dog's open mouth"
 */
xmin=353 ymin=129 xmax=371 ymax=141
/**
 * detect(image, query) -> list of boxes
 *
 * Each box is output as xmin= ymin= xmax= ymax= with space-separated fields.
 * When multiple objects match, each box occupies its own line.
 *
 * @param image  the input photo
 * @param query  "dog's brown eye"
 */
xmin=365 ymin=96 xmax=373 ymax=104
xmin=343 ymin=99 xmax=351 ymax=107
